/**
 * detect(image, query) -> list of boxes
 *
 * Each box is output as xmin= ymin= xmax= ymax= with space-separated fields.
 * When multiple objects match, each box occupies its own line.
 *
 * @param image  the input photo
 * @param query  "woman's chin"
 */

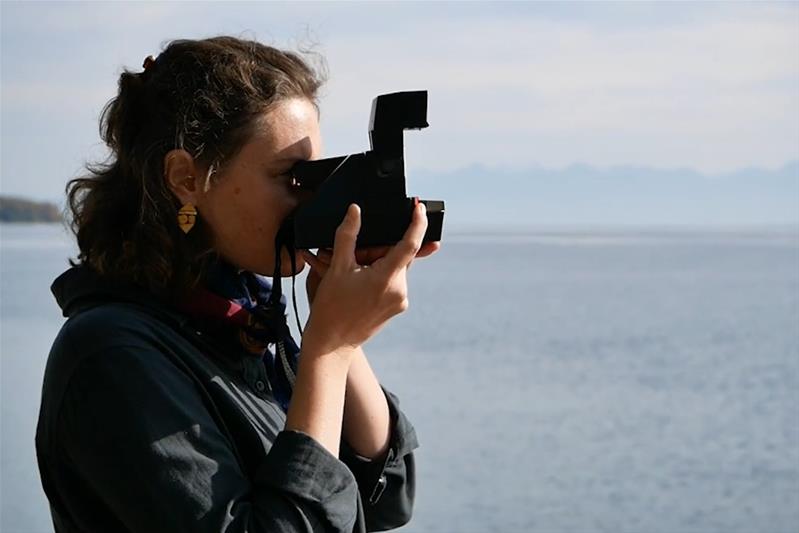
xmin=247 ymin=252 xmax=305 ymax=278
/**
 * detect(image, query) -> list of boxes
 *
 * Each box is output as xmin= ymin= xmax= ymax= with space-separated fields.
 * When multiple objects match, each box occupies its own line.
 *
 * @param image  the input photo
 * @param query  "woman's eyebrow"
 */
xmin=272 ymin=154 xmax=311 ymax=168
xmin=266 ymin=157 xmax=299 ymax=172
xmin=272 ymin=137 xmax=314 ymax=163
xmin=274 ymin=156 xmax=301 ymax=164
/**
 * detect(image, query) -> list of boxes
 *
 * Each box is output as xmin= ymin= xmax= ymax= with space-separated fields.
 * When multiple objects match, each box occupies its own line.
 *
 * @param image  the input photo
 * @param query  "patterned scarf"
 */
xmin=180 ymin=261 xmax=301 ymax=412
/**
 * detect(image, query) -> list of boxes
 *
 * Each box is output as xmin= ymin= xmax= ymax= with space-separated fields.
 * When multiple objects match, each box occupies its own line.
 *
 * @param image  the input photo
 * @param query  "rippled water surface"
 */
xmin=2 ymin=224 xmax=798 ymax=532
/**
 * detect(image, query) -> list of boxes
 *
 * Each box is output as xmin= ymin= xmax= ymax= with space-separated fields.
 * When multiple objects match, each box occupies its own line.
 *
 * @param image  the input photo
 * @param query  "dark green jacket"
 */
xmin=36 ymin=267 xmax=418 ymax=532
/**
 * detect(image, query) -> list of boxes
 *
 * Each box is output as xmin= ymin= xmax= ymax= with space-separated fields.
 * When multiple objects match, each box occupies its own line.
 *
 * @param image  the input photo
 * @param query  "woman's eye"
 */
xmin=276 ymin=171 xmax=299 ymax=187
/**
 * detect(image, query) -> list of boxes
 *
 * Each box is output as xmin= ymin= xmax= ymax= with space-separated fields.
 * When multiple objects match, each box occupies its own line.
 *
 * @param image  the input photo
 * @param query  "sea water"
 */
xmin=1 ymin=224 xmax=798 ymax=533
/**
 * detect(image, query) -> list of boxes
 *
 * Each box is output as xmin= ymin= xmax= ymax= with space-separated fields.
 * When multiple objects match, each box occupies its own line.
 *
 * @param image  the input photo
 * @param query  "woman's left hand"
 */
xmin=305 ymin=241 xmax=440 ymax=304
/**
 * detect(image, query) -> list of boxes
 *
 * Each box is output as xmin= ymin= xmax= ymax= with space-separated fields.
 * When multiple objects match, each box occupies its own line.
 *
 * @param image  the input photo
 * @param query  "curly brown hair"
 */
xmin=67 ymin=36 xmax=325 ymax=295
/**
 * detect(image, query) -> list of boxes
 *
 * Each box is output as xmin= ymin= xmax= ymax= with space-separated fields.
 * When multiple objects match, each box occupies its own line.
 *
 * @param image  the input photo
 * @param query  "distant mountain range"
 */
xmin=411 ymin=160 xmax=799 ymax=229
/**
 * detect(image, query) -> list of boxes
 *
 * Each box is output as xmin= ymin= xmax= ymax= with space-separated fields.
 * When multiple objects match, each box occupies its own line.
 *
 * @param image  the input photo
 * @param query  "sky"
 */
xmin=1 ymin=1 xmax=798 ymax=206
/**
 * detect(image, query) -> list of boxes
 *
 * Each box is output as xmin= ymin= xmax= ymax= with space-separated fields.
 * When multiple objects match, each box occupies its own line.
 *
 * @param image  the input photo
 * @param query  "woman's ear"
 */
xmin=164 ymin=149 xmax=201 ymax=205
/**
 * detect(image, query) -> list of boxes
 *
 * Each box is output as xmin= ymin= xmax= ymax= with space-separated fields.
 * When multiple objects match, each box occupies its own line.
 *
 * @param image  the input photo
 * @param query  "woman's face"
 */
xmin=195 ymin=97 xmax=321 ymax=276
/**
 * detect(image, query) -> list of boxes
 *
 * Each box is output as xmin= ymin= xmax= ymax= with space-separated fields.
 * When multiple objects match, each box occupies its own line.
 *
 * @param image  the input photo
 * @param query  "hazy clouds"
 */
xmin=1 ymin=1 xmax=797 ymax=201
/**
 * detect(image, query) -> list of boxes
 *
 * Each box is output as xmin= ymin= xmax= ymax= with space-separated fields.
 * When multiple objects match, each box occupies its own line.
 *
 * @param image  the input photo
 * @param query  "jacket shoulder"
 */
xmin=45 ymin=302 xmax=187 ymax=398
xmin=38 ymin=303 xmax=186 ymax=444
xmin=59 ymin=302 xmax=177 ymax=350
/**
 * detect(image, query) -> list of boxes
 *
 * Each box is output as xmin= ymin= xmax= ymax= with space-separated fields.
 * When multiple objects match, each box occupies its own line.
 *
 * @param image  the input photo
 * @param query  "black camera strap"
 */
xmin=270 ymin=220 xmax=304 ymax=388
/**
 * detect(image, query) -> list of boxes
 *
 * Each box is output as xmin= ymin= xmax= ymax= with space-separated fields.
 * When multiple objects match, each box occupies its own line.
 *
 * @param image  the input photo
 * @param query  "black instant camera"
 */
xmin=281 ymin=91 xmax=445 ymax=250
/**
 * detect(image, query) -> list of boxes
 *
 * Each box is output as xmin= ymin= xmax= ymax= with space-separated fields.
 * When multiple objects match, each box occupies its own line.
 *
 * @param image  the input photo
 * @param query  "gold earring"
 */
xmin=177 ymin=203 xmax=197 ymax=234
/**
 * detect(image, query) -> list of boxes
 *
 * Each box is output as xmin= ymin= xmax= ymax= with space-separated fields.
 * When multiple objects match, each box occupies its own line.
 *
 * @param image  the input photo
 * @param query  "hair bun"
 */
xmin=142 ymin=55 xmax=156 ymax=71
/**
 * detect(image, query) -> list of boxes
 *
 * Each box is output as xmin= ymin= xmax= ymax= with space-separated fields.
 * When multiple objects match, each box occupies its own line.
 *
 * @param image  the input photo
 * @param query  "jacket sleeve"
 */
xmin=339 ymin=388 xmax=419 ymax=531
xmin=56 ymin=338 xmax=358 ymax=532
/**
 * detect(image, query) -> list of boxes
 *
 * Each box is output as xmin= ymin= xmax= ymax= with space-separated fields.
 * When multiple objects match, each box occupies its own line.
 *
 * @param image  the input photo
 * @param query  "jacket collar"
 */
xmin=51 ymin=265 xmax=189 ymax=327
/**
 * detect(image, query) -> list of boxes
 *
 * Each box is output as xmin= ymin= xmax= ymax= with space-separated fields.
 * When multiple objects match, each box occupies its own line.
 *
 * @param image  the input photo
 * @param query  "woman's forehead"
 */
xmin=247 ymin=99 xmax=319 ymax=160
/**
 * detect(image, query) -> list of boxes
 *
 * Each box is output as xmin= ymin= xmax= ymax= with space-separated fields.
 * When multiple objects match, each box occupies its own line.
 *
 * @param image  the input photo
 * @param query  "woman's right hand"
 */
xmin=300 ymin=202 xmax=428 ymax=357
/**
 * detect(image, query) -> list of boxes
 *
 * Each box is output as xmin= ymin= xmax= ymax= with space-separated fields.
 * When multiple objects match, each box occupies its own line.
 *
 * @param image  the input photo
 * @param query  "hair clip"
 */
xmin=142 ymin=55 xmax=156 ymax=71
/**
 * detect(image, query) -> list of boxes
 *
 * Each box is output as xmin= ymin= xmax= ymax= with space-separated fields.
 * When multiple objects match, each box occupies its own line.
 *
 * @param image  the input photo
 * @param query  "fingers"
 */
xmin=327 ymin=241 xmax=432 ymax=266
xmin=415 ymin=241 xmax=440 ymax=259
xmin=355 ymin=246 xmax=390 ymax=266
xmin=319 ymin=203 xmax=434 ymax=273
xmin=300 ymin=250 xmax=330 ymax=276
xmin=381 ymin=203 xmax=428 ymax=273
xmin=331 ymin=204 xmax=361 ymax=270
xmin=316 ymin=248 xmax=332 ymax=265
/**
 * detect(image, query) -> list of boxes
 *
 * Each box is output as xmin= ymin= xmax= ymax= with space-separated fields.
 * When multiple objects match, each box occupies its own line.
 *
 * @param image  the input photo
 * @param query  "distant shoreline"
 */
xmin=0 ymin=196 xmax=62 ymax=223
xmin=0 ymin=221 xmax=63 ymax=225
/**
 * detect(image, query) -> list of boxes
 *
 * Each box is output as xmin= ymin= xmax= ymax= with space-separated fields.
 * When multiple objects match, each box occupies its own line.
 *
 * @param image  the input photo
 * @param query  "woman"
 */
xmin=35 ymin=36 xmax=438 ymax=532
